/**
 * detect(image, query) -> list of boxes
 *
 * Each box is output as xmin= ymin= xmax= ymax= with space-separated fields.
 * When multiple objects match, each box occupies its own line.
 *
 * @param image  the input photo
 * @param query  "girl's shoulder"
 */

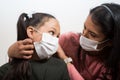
xmin=0 ymin=63 xmax=11 ymax=79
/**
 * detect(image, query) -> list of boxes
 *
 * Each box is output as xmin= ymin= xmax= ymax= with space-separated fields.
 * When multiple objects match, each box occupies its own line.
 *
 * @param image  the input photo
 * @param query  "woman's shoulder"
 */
xmin=60 ymin=31 xmax=81 ymax=40
xmin=59 ymin=31 xmax=81 ymax=46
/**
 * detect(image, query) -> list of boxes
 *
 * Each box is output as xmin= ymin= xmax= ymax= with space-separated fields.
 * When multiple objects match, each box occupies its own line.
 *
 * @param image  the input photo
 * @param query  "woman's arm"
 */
xmin=57 ymin=32 xmax=84 ymax=80
xmin=57 ymin=45 xmax=84 ymax=80
xmin=67 ymin=63 xmax=84 ymax=80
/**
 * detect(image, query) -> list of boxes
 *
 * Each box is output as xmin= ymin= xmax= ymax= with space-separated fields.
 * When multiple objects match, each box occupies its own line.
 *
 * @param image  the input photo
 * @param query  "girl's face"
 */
xmin=83 ymin=15 xmax=106 ymax=42
xmin=27 ymin=18 xmax=60 ymax=42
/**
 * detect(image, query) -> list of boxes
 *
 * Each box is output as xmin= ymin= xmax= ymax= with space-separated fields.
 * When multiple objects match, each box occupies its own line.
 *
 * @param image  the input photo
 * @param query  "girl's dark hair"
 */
xmin=90 ymin=3 xmax=120 ymax=80
xmin=3 ymin=13 xmax=55 ymax=80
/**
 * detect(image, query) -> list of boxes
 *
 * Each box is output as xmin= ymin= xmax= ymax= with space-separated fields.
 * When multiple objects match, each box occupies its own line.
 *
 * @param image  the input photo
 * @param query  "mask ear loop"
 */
xmin=33 ymin=28 xmax=42 ymax=34
xmin=33 ymin=27 xmax=43 ymax=43
xmin=98 ymin=39 xmax=110 ymax=44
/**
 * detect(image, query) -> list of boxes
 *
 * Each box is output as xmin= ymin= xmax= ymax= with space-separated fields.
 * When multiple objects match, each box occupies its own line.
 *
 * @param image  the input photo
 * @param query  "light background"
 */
xmin=0 ymin=0 xmax=120 ymax=66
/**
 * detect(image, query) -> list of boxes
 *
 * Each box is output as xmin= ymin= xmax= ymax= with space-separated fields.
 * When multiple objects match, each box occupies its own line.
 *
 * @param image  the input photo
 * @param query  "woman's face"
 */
xmin=27 ymin=18 xmax=60 ymax=42
xmin=83 ymin=15 xmax=106 ymax=42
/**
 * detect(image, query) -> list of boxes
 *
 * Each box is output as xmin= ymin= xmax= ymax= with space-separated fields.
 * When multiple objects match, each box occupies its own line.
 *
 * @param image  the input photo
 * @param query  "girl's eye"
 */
xmin=49 ymin=31 xmax=54 ymax=35
xmin=84 ymin=26 xmax=86 ymax=30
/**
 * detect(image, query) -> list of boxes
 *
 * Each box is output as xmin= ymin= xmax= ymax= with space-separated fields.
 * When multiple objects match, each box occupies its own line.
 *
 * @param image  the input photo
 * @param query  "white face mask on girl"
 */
xmin=34 ymin=33 xmax=58 ymax=60
xmin=79 ymin=35 xmax=108 ymax=51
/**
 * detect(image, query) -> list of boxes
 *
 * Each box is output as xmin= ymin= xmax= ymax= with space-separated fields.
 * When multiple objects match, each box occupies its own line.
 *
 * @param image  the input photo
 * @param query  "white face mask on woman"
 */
xmin=79 ymin=35 xmax=108 ymax=51
xmin=34 ymin=33 xmax=58 ymax=59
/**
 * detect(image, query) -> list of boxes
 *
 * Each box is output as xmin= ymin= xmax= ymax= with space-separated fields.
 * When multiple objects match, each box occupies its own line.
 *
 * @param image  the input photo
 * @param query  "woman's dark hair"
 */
xmin=90 ymin=3 xmax=120 ymax=80
xmin=2 ymin=13 xmax=55 ymax=80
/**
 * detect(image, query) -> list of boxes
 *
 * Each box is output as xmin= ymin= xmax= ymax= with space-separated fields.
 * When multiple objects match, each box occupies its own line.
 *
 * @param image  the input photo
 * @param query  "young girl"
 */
xmin=0 ymin=12 xmax=70 ymax=80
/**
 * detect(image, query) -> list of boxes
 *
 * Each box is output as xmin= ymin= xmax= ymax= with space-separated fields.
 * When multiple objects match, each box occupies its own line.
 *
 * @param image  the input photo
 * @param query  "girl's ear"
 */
xmin=27 ymin=26 xmax=34 ymax=39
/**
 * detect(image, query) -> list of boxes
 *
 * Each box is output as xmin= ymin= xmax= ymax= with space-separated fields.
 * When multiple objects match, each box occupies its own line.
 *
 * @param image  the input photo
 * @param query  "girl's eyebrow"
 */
xmin=51 ymin=27 xmax=56 ymax=31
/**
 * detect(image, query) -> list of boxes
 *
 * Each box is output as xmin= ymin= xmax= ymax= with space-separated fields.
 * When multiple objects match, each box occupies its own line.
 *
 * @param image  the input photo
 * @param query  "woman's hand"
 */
xmin=8 ymin=38 xmax=34 ymax=59
xmin=57 ymin=44 xmax=68 ymax=59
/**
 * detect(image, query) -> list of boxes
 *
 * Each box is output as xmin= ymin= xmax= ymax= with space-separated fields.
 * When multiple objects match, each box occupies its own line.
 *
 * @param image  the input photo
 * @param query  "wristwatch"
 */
xmin=64 ymin=57 xmax=73 ymax=64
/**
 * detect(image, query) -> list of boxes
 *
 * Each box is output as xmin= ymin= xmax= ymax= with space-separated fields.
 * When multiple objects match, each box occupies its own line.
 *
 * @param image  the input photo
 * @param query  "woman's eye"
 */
xmin=89 ymin=32 xmax=97 ymax=38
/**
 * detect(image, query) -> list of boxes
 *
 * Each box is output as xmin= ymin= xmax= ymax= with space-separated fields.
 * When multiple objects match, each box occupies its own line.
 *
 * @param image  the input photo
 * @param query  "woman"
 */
xmin=7 ymin=3 xmax=120 ymax=80
xmin=58 ymin=3 xmax=120 ymax=80
xmin=0 ymin=12 xmax=70 ymax=80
